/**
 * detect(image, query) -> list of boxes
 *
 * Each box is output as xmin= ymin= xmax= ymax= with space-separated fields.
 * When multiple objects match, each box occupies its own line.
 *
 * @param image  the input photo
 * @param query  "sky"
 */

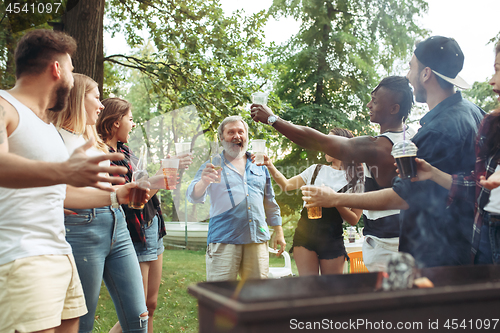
xmin=104 ymin=0 xmax=499 ymax=85
xmin=217 ymin=0 xmax=500 ymax=85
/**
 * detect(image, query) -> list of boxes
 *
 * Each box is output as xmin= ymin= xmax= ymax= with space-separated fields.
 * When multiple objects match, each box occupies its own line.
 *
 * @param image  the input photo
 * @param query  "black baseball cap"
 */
xmin=414 ymin=36 xmax=470 ymax=89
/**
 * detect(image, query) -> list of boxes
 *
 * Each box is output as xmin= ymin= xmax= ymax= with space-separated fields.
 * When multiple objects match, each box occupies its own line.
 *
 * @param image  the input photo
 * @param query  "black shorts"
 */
xmin=292 ymin=207 xmax=347 ymax=260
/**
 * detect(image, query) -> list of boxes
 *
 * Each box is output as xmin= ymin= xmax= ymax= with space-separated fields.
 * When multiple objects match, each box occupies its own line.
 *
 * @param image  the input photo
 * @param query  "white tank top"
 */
xmin=0 ymin=90 xmax=71 ymax=265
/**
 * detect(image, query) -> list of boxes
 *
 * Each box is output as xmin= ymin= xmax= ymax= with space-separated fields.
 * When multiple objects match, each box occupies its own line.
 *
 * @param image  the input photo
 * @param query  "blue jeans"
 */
xmin=65 ymin=206 xmax=147 ymax=333
xmin=134 ymin=215 xmax=165 ymax=262
xmin=475 ymin=212 xmax=500 ymax=265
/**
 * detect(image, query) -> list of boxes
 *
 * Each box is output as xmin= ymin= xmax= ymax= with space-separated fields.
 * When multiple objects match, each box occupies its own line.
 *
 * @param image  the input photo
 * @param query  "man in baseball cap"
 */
xmin=413 ymin=35 xmax=470 ymax=90
xmin=300 ymin=36 xmax=485 ymax=268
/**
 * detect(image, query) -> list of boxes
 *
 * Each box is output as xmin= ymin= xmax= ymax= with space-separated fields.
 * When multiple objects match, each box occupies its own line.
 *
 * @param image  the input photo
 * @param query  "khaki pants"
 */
xmin=206 ymin=242 xmax=269 ymax=281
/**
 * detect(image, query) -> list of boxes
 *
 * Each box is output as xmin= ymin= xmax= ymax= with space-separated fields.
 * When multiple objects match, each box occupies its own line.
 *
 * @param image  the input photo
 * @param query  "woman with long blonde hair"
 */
xmin=49 ymin=73 xmax=149 ymax=333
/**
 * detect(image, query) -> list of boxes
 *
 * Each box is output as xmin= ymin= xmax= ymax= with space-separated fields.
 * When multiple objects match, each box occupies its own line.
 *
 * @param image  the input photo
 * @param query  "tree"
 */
xmin=267 ymin=0 xmax=428 ymax=213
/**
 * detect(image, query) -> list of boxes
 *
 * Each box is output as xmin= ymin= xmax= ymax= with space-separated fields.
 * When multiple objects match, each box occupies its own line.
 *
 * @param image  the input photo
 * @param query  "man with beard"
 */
xmin=298 ymin=36 xmax=485 ymax=267
xmin=252 ymin=76 xmax=415 ymax=271
xmin=0 ymin=30 xmax=128 ymax=333
xmin=187 ymin=116 xmax=286 ymax=281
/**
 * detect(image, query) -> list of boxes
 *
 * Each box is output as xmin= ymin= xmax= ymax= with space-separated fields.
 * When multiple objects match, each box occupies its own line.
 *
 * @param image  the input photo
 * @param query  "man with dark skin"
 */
xmin=268 ymin=36 xmax=485 ymax=268
xmin=251 ymin=76 xmax=414 ymax=271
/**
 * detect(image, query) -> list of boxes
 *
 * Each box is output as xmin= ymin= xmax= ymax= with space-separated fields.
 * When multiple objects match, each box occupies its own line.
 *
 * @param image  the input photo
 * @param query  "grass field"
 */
xmin=92 ymin=248 xmax=299 ymax=332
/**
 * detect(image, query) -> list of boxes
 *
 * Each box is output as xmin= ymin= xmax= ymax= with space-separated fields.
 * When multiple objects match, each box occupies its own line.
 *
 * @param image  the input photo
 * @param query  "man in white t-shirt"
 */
xmin=250 ymin=76 xmax=414 ymax=271
xmin=0 ymin=29 xmax=129 ymax=333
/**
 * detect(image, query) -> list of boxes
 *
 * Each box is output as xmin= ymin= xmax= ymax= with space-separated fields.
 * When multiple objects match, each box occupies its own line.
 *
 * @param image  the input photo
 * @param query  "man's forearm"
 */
xmin=336 ymin=188 xmax=409 ymax=211
xmin=273 ymin=119 xmax=343 ymax=156
xmin=0 ymin=153 xmax=69 ymax=188
xmin=191 ymin=180 xmax=209 ymax=200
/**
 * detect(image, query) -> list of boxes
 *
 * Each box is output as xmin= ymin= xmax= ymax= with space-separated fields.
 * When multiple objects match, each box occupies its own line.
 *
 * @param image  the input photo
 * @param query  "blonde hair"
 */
xmin=49 ymin=73 xmax=107 ymax=152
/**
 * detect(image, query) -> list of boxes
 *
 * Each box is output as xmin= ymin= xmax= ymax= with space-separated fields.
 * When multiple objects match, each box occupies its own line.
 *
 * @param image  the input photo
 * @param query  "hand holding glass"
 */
xmin=129 ymin=170 xmax=149 ymax=209
xmin=161 ymin=158 xmax=179 ymax=190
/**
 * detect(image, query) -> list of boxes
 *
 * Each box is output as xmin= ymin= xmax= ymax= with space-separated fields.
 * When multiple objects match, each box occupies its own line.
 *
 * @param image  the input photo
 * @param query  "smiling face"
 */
xmin=366 ymin=87 xmax=397 ymax=125
xmin=84 ymin=86 xmax=103 ymax=125
xmin=406 ymin=54 xmax=427 ymax=103
xmin=115 ymin=109 xmax=135 ymax=143
xmin=490 ymin=52 xmax=500 ymax=102
xmin=221 ymin=120 xmax=248 ymax=158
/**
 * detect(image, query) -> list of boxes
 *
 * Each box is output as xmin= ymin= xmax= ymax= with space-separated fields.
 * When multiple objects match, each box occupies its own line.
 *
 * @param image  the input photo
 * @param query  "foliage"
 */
xmin=104 ymin=0 xmax=276 ymax=138
xmin=463 ymin=80 xmax=499 ymax=113
xmin=267 ymin=0 xmax=428 ymax=213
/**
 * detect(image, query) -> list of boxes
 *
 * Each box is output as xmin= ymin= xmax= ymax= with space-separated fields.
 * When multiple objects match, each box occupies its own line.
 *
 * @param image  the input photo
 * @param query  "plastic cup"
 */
xmin=161 ymin=158 xmax=179 ymax=190
xmin=391 ymin=140 xmax=418 ymax=179
xmin=252 ymin=139 xmax=266 ymax=165
xmin=251 ymin=92 xmax=269 ymax=106
xmin=129 ymin=170 xmax=149 ymax=209
xmin=175 ymin=142 xmax=191 ymax=156
xmin=307 ymin=206 xmax=322 ymax=219
xmin=348 ymin=226 xmax=356 ymax=243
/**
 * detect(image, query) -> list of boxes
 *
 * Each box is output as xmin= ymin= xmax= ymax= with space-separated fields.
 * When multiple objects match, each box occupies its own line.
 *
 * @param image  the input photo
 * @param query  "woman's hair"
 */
xmin=49 ymin=73 xmax=106 ymax=152
xmin=328 ymin=128 xmax=364 ymax=192
xmin=96 ymin=97 xmax=132 ymax=143
xmin=478 ymin=42 xmax=500 ymax=159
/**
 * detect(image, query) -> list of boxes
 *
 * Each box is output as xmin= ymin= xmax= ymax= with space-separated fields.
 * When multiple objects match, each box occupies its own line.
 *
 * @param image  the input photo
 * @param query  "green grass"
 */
xmin=92 ymin=248 xmax=298 ymax=332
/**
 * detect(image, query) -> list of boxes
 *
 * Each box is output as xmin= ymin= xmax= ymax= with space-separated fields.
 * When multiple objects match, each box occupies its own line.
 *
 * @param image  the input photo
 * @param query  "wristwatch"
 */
xmin=267 ymin=114 xmax=279 ymax=126
xmin=110 ymin=191 xmax=120 ymax=209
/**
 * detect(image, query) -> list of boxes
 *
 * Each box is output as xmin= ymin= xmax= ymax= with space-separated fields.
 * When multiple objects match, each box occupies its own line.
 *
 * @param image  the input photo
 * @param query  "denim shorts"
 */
xmin=134 ymin=215 xmax=165 ymax=263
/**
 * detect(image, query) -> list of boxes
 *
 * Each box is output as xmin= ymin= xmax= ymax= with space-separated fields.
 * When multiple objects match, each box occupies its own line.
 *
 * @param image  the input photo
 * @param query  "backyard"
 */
xmin=92 ymin=248 xmax=299 ymax=333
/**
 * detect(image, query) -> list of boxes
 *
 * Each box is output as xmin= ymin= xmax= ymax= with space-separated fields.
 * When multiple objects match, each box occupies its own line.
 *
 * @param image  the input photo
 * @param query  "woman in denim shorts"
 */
xmin=97 ymin=98 xmax=191 ymax=332
xmin=49 ymin=74 xmax=148 ymax=333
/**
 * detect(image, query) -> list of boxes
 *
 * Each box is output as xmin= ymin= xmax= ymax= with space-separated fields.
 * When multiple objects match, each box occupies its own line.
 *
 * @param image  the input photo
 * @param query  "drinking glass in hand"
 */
xmin=210 ymin=154 xmax=222 ymax=183
xmin=129 ymin=170 xmax=149 ymax=209
xmin=307 ymin=206 xmax=322 ymax=219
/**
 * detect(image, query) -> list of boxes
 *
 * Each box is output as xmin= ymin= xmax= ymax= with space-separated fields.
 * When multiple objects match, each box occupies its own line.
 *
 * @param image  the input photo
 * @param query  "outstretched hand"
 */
xmin=250 ymin=104 xmax=273 ymax=124
xmin=301 ymin=184 xmax=338 ymax=208
xmin=64 ymin=138 xmax=127 ymax=191
xmin=480 ymin=170 xmax=500 ymax=190
xmin=250 ymin=153 xmax=271 ymax=166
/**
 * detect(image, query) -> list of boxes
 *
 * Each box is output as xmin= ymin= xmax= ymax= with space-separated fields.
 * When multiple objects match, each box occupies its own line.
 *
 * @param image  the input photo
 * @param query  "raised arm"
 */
xmin=250 ymin=104 xmax=393 ymax=167
xmin=0 ymin=101 xmax=126 ymax=189
xmin=252 ymin=154 xmax=305 ymax=191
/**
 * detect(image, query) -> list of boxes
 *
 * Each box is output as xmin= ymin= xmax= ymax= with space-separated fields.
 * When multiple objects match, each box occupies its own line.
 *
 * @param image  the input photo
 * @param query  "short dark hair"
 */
xmin=14 ymin=29 xmax=77 ymax=78
xmin=97 ymin=98 xmax=132 ymax=143
xmin=416 ymin=58 xmax=454 ymax=91
xmin=372 ymin=76 xmax=414 ymax=122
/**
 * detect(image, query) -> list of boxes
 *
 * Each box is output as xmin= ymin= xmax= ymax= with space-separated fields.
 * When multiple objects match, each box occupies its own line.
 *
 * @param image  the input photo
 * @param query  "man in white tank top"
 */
xmin=250 ymin=76 xmax=415 ymax=271
xmin=0 ymin=30 xmax=128 ymax=333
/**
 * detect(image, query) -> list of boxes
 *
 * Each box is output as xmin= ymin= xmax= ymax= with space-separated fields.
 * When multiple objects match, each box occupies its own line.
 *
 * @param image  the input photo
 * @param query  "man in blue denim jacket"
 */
xmin=187 ymin=116 xmax=286 ymax=281
xmin=300 ymin=36 xmax=485 ymax=268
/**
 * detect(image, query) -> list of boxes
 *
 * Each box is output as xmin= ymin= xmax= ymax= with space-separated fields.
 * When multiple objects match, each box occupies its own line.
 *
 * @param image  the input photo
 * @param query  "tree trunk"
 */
xmin=62 ymin=0 xmax=104 ymax=93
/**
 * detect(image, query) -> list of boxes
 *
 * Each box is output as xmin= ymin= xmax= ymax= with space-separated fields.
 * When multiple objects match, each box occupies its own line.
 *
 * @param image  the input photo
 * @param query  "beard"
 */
xmin=414 ymin=80 xmax=427 ymax=104
xmin=49 ymin=82 xmax=71 ymax=112
xmin=222 ymin=138 xmax=248 ymax=159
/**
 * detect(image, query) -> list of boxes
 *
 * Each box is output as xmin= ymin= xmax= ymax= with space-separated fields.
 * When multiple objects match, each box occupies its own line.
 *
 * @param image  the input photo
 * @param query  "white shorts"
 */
xmin=206 ymin=242 xmax=269 ymax=281
xmin=362 ymin=235 xmax=399 ymax=272
xmin=0 ymin=254 xmax=87 ymax=333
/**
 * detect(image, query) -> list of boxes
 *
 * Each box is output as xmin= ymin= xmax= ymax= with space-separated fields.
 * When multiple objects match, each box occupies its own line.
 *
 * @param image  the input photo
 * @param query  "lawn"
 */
xmin=92 ymin=248 xmax=299 ymax=332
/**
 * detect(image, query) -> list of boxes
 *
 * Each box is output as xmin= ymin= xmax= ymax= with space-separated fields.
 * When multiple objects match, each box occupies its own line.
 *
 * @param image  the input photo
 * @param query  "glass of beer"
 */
xmin=161 ymin=158 xmax=179 ymax=190
xmin=391 ymin=140 xmax=418 ymax=179
xmin=129 ymin=170 xmax=149 ymax=209
xmin=307 ymin=206 xmax=322 ymax=219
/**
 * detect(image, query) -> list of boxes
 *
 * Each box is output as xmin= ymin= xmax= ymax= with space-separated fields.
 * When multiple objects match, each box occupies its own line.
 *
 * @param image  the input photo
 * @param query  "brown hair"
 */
xmin=496 ymin=41 xmax=500 ymax=55
xmin=328 ymin=128 xmax=364 ymax=192
xmin=97 ymin=98 xmax=132 ymax=143
xmin=49 ymin=73 xmax=106 ymax=152
xmin=15 ymin=29 xmax=77 ymax=78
